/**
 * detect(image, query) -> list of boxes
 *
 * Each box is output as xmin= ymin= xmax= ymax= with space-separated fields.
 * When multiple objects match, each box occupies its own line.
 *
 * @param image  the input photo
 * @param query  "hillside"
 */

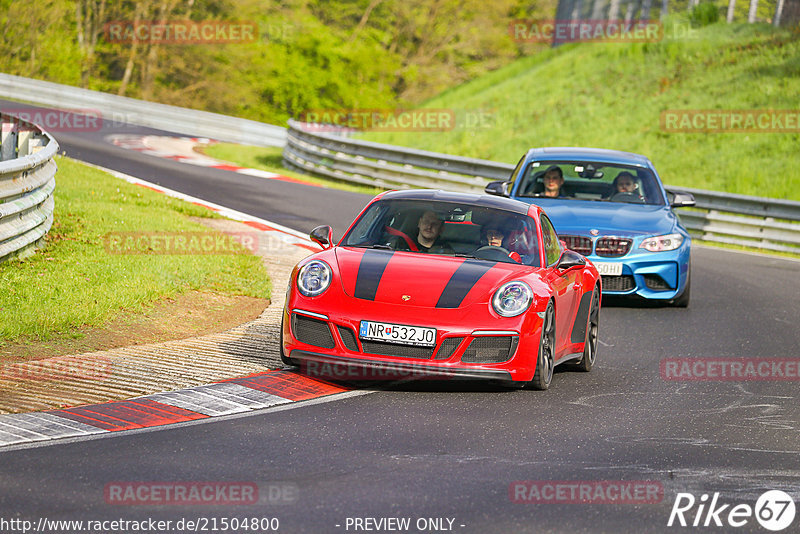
xmin=361 ymin=21 xmax=800 ymax=200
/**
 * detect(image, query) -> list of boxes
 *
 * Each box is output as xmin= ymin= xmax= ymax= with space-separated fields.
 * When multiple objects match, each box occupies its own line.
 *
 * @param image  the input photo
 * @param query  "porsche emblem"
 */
xmin=401 ymin=295 xmax=411 ymax=301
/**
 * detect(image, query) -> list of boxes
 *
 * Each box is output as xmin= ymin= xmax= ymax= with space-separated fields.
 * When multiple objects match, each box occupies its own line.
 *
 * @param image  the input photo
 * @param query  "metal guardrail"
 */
xmin=0 ymin=112 xmax=58 ymax=263
xmin=284 ymin=120 xmax=800 ymax=254
xmin=0 ymin=73 xmax=286 ymax=147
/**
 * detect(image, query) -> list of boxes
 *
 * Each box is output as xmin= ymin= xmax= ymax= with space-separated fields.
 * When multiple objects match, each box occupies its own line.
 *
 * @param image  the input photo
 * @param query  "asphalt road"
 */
xmin=1 ymin=102 xmax=799 ymax=534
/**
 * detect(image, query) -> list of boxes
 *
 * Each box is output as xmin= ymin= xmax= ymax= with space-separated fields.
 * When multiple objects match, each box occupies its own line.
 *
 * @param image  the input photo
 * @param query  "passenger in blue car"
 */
xmin=541 ymin=165 xmax=566 ymax=198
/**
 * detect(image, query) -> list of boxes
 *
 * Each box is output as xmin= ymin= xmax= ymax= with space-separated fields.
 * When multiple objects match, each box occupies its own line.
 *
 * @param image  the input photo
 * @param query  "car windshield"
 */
xmin=514 ymin=160 xmax=665 ymax=206
xmin=342 ymin=199 xmax=540 ymax=266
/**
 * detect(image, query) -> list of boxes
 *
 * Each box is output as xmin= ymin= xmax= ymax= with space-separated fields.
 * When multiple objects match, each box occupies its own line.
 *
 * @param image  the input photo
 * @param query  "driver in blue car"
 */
xmin=613 ymin=171 xmax=637 ymax=193
xmin=610 ymin=171 xmax=644 ymax=202
xmin=540 ymin=165 xmax=566 ymax=198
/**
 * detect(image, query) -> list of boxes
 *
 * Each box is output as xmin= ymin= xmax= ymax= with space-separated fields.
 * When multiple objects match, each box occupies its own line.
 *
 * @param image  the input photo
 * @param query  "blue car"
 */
xmin=485 ymin=147 xmax=695 ymax=307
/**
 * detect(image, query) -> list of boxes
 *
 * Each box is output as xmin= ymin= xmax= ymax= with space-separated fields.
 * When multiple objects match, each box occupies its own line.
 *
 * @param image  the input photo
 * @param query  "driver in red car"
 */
xmin=391 ymin=210 xmax=454 ymax=253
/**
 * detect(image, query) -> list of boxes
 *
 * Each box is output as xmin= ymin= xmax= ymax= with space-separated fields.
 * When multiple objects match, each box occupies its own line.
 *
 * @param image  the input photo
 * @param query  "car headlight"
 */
xmin=297 ymin=260 xmax=332 ymax=297
xmin=492 ymin=281 xmax=533 ymax=317
xmin=639 ymin=233 xmax=684 ymax=252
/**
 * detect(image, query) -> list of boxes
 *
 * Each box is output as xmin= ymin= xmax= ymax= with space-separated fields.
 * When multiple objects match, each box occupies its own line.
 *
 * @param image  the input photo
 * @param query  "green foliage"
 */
xmin=690 ymin=2 xmax=721 ymax=27
xmin=0 ymin=157 xmax=271 ymax=341
xmin=360 ymin=23 xmax=800 ymax=200
xmin=0 ymin=0 xmax=534 ymax=125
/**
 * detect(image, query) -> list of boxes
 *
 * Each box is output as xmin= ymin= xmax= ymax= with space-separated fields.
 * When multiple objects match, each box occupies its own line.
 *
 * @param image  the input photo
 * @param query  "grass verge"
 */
xmin=359 ymin=21 xmax=800 ymax=201
xmin=198 ymin=143 xmax=382 ymax=196
xmin=0 ymin=156 xmax=271 ymax=343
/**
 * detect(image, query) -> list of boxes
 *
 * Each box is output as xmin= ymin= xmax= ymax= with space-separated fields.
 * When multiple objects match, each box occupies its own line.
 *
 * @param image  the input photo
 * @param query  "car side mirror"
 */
xmin=310 ymin=225 xmax=334 ymax=249
xmin=557 ymin=249 xmax=586 ymax=271
xmin=485 ymin=180 xmax=510 ymax=197
xmin=668 ymin=190 xmax=696 ymax=208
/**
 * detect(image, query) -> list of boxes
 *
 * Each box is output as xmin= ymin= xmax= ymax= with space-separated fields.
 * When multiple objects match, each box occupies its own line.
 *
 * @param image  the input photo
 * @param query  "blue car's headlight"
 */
xmin=297 ymin=260 xmax=332 ymax=297
xmin=492 ymin=281 xmax=533 ymax=317
xmin=640 ymin=233 xmax=683 ymax=252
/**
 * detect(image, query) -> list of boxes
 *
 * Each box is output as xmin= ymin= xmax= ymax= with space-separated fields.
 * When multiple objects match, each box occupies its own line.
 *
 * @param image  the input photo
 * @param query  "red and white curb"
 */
xmin=107 ymin=134 xmax=319 ymax=187
xmin=0 ymin=371 xmax=350 ymax=448
xmin=84 ymin=161 xmax=323 ymax=253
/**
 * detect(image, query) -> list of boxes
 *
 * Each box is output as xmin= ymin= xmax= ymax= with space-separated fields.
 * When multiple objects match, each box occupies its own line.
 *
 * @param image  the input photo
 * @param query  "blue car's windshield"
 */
xmin=514 ymin=161 xmax=665 ymax=206
xmin=342 ymin=199 xmax=541 ymax=266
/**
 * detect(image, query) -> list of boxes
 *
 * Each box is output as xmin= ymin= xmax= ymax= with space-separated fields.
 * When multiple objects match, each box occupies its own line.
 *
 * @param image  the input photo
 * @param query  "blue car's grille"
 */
xmin=561 ymin=235 xmax=592 ymax=255
xmin=596 ymin=237 xmax=632 ymax=257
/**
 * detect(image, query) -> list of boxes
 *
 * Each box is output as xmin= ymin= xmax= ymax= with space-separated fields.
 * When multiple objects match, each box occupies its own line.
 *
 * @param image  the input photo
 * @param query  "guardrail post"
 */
xmin=1 ymin=119 xmax=17 ymax=161
xmin=0 ymin=112 xmax=59 ymax=263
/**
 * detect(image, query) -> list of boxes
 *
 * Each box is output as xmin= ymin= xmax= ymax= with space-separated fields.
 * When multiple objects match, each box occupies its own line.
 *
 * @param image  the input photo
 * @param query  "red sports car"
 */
xmin=281 ymin=190 xmax=601 ymax=389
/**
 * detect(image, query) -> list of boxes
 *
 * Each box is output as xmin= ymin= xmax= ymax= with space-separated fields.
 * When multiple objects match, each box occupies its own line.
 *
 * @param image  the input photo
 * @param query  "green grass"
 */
xmin=360 ymin=21 xmax=800 ymax=200
xmin=199 ymin=144 xmax=382 ymax=196
xmin=0 ymin=157 xmax=271 ymax=341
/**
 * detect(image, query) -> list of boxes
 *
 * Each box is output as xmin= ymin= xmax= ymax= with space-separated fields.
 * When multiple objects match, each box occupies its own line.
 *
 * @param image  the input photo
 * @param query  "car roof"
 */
xmin=523 ymin=147 xmax=652 ymax=167
xmin=380 ymin=189 xmax=533 ymax=216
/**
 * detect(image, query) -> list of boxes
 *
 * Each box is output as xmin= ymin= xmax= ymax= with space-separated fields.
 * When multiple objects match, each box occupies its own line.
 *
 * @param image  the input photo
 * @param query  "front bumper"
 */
xmin=282 ymin=304 xmax=543 ymax=382
xmin=590 ymin=242 xmax=690 ymax=300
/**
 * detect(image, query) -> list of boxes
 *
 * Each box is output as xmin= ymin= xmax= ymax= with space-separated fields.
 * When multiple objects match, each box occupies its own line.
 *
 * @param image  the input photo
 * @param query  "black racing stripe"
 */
xmin=570 ymin=291 xmax=593 ymax=343
xmin=436 ymin=260 xmax=493 ymax=309
xmin=354 ymin=249 xmax=394 ymax=300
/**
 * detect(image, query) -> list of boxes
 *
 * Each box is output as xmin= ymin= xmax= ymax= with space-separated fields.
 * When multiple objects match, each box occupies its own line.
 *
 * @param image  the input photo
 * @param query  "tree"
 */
xmin=748 ymin=0 xmax=758 ymax=21
xmin=773 ymin=0 xmax=785 ymax=25
xmin=76 ymin=0 xmax=108 ymax=88
xmin=727 ymin=0 xmax=736 ymax=22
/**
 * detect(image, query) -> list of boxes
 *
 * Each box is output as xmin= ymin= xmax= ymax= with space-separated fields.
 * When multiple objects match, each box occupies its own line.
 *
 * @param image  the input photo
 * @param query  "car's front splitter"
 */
xmin=286 ymin=351 xmax=515 ymax=383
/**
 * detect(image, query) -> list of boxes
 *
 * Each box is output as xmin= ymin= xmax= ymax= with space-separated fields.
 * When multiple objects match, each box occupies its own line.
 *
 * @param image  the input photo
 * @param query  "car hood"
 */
xmin=334 ymin=247 xmax=540 ymax=308
xmin=533 ymin=200 xmax=678 ymax=237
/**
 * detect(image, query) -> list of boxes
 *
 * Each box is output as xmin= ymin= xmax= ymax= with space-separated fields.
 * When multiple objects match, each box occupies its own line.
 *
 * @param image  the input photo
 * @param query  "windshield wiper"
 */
xmin=349 ymin=243 xmax=393 ymax=250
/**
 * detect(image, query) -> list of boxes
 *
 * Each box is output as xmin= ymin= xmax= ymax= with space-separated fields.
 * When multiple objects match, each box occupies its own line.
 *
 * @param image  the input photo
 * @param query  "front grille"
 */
xmin=561 ymin=235 xmax=592 ymax=255
xmin=601 ymin=275 xmax=635 ymax=292
xmin=292 ymin=314 xmax=335 ymax=348
xmin=361 ymin=340 xmax=434 ymax=359
xmin=461 ymin=336 xmax=518 ymax=364
xmin=337 ymin=326 xmax=359 ymax=351
xmin=644 ymin=274 xmax=672 ymax=291
xmin=434 ymin=337 xmax=463 ymax=360
xmin=595 ymin=237 xmax=632 ymax=257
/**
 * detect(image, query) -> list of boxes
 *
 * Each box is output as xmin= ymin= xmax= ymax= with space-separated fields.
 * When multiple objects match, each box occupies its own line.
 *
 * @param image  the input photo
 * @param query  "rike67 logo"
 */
xmin=668 ymin=490 xmax=796 ymax=531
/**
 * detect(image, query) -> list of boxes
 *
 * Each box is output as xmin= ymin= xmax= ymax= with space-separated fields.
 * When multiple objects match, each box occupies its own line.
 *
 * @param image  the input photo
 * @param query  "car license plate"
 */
xmin=359 ymin=321 xmax=436 ymax=347
xmin=593 ymin=262 xmax=623 ymax=276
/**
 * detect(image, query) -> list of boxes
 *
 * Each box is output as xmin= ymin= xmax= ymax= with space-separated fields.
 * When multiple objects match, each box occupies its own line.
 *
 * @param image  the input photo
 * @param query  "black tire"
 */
xmin=574 ymin=287 xmax=599 ymax=372
xmin=530 ymin=301 xmax=555 ymax=390
xmin=670 ymin=268 xmax=691 ymax=308
xmin=279 ymin=316 xmax=297 ymax=367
